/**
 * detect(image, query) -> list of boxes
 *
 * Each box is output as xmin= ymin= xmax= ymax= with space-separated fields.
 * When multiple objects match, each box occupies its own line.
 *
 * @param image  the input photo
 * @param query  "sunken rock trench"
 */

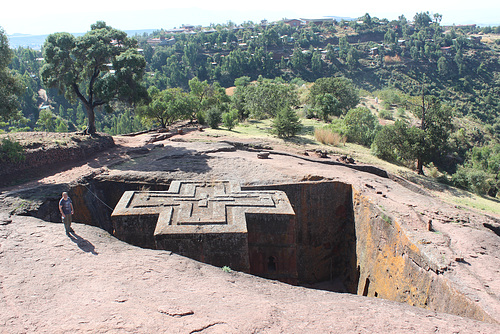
xmin=62 ymin=177 xmax=492 ymax=323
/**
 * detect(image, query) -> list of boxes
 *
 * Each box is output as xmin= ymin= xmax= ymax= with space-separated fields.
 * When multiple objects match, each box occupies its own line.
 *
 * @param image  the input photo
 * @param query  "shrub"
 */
xmin=344 ymin=107 xmax=379 ymax=146
xmin=397 ymin=108 xmax=407 ymax=118
xmin=379 ymin=109 xmax=394 ymax=120
xmin=222 ymin=109 xmax=239 ymax=130
xmin=0 ymin=137 xmax=25 ymax=163
xmin=272 ymin=107 xmax=302 ymax=138
xmin=196 ymin=111 xmax=206 ymax=125
xmin=302 ymin=105 xmax=317 ymax=119
xmin=371 ymin=125 xmax=398 ymax=162
xmin=222 ymin=266 xmax=232 ymax=273
xmin=427 ymin=162 xmax=439 ymax=178
xmin=451 ymin=167 xmax=494 ymax=195
xmin=206 ymin=107 xmax=222 ymax=129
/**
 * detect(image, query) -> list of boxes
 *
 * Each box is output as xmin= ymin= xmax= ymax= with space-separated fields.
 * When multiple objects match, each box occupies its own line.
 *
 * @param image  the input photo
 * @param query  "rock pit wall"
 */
xmin=70 ymin=177 xmax=172 ymax=233
xmin=246 ymin=182 xmax=357 ymax=290
xmin=156 ymin=232 xmax=251 ymax=272
xmin=353 ymin=190 xmax=495 ymax=323
xmin=246 ymin=213 xmax=298 ymax=284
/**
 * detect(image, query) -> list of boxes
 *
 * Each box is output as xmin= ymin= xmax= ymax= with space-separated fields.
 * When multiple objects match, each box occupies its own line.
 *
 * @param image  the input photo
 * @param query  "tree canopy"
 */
xmin=40 ymin=21 xmax=148 ymax=134
xmin=309 ymin=77 xmax=360 ymax=118
xmin=138 ymin=86 xmax=193 ymax=128
xmin=0 ymin=27 xmax=23 ymax=122
xmin=372 ymin=95 xmax=452 ymax=174
xmin=234 ymin=80 xmax=299 ymax=119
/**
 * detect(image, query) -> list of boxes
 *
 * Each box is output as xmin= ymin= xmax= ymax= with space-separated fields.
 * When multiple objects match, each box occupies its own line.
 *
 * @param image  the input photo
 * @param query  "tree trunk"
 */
xmin=73 ymin=83 xmax=97 ymax=135
xmin=84 ymin=104 xmax=96 ymax=134
xmin=416 ymin=158 xmax=424 ymax=175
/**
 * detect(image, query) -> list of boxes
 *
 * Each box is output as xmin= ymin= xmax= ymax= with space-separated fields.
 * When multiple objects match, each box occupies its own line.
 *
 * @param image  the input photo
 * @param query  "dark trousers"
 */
xmin=63 ymin=214 xmax=72 ymax=231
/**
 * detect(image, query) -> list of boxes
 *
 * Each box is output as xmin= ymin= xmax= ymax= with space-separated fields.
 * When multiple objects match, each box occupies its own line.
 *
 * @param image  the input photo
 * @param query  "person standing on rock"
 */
xmin=59 ymin=192 xmax=74 ymax=233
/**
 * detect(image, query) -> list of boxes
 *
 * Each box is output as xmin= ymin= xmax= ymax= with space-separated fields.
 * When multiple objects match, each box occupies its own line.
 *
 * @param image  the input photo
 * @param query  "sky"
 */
xmin=1 ymin=0 xmax=499 ymax=35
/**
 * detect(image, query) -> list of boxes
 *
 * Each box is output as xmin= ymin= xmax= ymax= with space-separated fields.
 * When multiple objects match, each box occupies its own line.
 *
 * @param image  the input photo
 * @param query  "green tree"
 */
xmin=343 ymin=107 xmax=379 ymax=146
xmin=234 ymin=76 xmax=251 ymax=87
xmin=413 ymin=12 xmax=432 ymax=29
xmin=56 ymin=118 xmax=69 ymax=133
xmin=411 ymin=93 xmax=453 ymax=174
xmin=138 ymin=86 xmax=192 ymax=128
xmin=346 ymin=48 xmax=359 ymax=69
xmin=384 ymin=29 xmax=396 ymax=45
xmin=437 ymin=56 xmax=449 ymax=77
xmin=35 ymin=109 xmax=56 ymax=132
xmin=317 ymin=93 xmax=341 ymax=121
xmin=311 ymin=51 xmax=323 ymax=75
xmin=339 ymin=36 xmax=349 ymax=60
xmin=272 ymin=107 xmax=302 ymax=138
xmin=206 ymin=106 xmax=222 ymax=129
xmin=454 ymin=49 xmax=465 ymax=76
xmin=309 ymin=77 xmax=360 ymax=115
xmin=0 ymin=27 xmax=23 ymax=122
xmin=373 ymin=95 xmax=452 ymax=175
xmin=222 ymin=109 xmax=239 ymax=130
xmin=240 ymin=81 xmax=299 ymax=119
xmin=188 ymin=77 xmax=230 ymax=121
xmin=372 ymin=120 xmax=422 ymax=163
xmin=41 ymin=21 xmax=148 ymax=134
xmin=0 ymin=137 xmax=25 ymax=163
xmin=290 ymin=47 xmax=306 ymax=71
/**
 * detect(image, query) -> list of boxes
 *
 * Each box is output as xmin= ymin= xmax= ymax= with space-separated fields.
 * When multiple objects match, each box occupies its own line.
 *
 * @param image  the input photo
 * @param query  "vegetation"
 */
xmin=309 ymin=77 xmax=360 ymax=120
xmin=206 ymin=106 xmax=223 ymax=129
xmin=138 ymin=86 xmax=192 ymax=128
xmin=0 ymin=137 xmax=25 ymax=163
xmin=222 ymin=109 xmax=239 ymax=130
xmin=272 ymin=107 xmax=302 ymax=138
xmin=343 ymin=107 xmax=379 ymax=146
xmin=314 ymin=127 xmax=346 ymax=146
xmin=0 ymin=27 xmax=23 ymax=122
xmin=40 ymin=21 xmax=149 ymax=134
xmin=233 ymin=79 xmax=299 ymax=119
xmin=221 ymin=266 xmax=232 ymax=273
xmin=2 ymin=13 xmax=500 ymax=200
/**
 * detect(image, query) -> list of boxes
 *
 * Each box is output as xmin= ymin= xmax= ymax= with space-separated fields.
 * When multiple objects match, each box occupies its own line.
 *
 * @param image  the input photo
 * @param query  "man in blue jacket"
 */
xmin=59 ymin=192 xmax=74 ymax=233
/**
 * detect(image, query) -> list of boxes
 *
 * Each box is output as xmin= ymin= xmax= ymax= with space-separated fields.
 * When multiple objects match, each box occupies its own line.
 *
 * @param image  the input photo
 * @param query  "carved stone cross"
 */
xmin=111 ymin=180 xmax=295 ymax=248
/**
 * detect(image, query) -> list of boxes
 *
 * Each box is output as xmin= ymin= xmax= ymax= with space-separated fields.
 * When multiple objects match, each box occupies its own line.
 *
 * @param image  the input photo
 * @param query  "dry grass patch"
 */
xmin=314 ymin=128 xmax=346 ymax=146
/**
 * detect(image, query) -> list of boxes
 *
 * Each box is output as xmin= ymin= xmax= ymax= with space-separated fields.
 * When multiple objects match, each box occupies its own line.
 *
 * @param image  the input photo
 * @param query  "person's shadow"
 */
xmin=67 ymin=230 xmax=98 ymax=255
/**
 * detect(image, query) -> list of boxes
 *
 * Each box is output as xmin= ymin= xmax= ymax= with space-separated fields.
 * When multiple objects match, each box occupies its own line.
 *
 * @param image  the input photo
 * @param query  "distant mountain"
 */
xmin=8 ymin=34 xmax=52 ymax=50
xmin=7 ymin=29 xmax=156 ymax=50
xmin=9 ymin=33 xmax=32 ymax=37
xmin=124 ymin=29 xmax=156 ymax=36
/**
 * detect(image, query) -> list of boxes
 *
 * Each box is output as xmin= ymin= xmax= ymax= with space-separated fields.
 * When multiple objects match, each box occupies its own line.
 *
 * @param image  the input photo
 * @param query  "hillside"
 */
xmin=3 ymin=13 xmax=500 ymax=214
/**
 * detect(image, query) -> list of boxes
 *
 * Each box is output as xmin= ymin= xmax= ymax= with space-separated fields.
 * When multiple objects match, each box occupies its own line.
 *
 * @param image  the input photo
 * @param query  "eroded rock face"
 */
xmin=353 ymin=190 xmax=495 ymax=323
xmin=0 ymin=133 xmax=115 ymax=184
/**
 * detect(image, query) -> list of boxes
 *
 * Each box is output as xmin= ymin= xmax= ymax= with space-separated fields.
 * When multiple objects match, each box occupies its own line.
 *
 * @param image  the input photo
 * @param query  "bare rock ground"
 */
xmin=1 ymin=216 xmax=499 ymax=334
xmin=1 ymin=130 xmax=500 ymax=333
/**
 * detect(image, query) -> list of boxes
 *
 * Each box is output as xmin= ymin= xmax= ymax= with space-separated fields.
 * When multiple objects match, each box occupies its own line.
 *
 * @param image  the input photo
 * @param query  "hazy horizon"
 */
xmin=1 ymin=1 xmax=499 ymax=36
